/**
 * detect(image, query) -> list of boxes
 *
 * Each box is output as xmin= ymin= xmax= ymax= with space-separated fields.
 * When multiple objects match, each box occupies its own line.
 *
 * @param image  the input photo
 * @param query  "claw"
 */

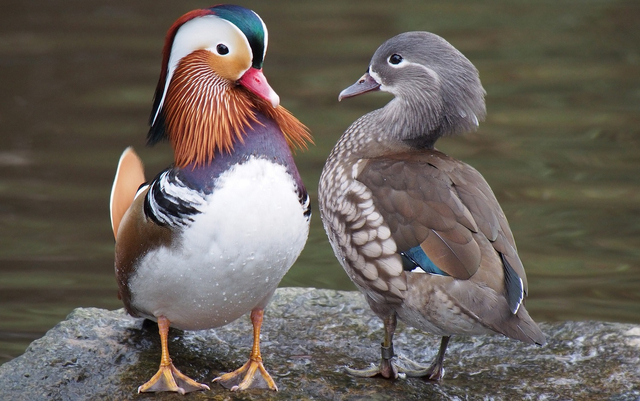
xmin=345 ymin=314 xmax=399 ymax=379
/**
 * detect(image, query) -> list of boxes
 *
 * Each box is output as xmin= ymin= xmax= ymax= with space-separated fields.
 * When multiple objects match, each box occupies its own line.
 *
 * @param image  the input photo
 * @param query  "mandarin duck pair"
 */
xmin=109 ymin=4 xmax=544 ymax=394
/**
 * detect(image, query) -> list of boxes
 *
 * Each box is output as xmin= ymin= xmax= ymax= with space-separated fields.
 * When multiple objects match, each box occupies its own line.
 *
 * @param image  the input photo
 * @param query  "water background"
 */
xmin=1 ymin=0 xmax=639 ymax=363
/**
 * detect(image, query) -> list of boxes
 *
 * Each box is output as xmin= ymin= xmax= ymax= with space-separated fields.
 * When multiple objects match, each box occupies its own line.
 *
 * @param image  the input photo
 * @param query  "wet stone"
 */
xmin=0 ymin=287 xmax=639 ymax=400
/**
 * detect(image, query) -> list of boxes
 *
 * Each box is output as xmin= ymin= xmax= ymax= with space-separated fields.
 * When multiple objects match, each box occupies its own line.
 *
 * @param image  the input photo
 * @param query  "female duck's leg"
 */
xmin=345 ymin=313 xmax=399 ymax=379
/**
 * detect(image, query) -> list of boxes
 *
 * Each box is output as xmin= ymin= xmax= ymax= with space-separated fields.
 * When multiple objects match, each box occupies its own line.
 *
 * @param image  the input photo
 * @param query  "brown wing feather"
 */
xmin=420 ymin=228 xmax=480 ymax=278
xmin=358 ymin=149 xmax=527 ymax=290
xmin=110 ymin=147 xmax=145 ymax=239
xmin=429 ymin=152 xmax=528 ymax=293
xmin=358 ymin=151 xmax=481 ymax=279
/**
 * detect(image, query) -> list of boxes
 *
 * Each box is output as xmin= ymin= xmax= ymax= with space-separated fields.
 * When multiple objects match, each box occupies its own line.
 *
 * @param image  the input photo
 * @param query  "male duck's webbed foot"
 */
xmin=138 ymin=363 xmax=211 ymax=394
xmin=214 ymin=358 xmax=277 ymax=391
xmin=213 ymin=309 xmax=278 ymax=391
xmin=138 ymin=316 xmax=210 ymax=394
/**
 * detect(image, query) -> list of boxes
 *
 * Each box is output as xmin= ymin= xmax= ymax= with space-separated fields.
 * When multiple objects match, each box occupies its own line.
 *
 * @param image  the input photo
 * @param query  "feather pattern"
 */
xmin=300 ymin=191 xmax=311 ymax=220
xmin=143 ymin=169 xmax=207 ymax=228
xmin=357 ymin=152 xmax=485 ymax=282
xmin=501 ymin=252 xmax=525 ymax=314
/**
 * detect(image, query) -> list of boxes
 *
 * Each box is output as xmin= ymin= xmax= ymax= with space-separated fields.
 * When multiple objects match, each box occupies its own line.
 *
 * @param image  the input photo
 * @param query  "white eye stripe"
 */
xmin=393 ymin=59 xmax=441 ymax=82
xmin=388 ymin=62 xmax=407 ymax=69
xmin=372 ymin=60 xmax=440 ymax=95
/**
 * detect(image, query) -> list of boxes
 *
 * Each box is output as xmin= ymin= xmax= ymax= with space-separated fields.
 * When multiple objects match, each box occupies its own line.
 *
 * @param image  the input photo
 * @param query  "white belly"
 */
xmin=129 ymin=158 xmax=309 ymax=330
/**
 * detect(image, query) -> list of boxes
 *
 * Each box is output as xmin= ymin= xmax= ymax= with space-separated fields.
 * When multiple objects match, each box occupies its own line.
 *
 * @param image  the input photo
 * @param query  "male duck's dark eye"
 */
xmin=216 ymin=44 xmax=229 ymax=55
xmin=389 ymin=54 xmax=403 ymax=65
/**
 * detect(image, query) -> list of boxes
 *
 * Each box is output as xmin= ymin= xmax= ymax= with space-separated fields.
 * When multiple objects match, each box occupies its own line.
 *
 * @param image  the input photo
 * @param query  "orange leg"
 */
xmin=138 ymin=316 xmax=210 ymax=394
xmin=213 ymin=309 xmax=278 ymax=391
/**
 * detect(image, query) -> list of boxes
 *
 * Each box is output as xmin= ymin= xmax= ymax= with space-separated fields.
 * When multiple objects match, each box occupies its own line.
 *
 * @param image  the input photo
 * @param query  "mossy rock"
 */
xmin=0 ymin=288 xmax=639 ymax=400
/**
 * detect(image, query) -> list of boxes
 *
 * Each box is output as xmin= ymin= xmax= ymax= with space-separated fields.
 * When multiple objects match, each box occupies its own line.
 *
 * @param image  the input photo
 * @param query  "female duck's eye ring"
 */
xmin=389 ymin=54 xmax=403 ymax=65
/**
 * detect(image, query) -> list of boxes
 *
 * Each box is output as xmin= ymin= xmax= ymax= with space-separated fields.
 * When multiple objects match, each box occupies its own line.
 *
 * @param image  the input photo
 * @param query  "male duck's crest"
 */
xmin=148 ymin=4 xmax=310 ymax=167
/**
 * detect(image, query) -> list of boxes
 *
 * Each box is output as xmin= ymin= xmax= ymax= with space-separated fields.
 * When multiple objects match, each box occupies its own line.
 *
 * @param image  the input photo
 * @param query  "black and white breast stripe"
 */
xmin=143 ymin=169 xmax=207 ymax=227
xmin=300 ymin=190 xmax=311 ymax=221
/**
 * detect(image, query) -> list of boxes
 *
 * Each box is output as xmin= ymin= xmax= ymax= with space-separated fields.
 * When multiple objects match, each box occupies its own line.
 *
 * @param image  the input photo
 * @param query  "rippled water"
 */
xmin=0 ymin=0 xmax=638 ymax=363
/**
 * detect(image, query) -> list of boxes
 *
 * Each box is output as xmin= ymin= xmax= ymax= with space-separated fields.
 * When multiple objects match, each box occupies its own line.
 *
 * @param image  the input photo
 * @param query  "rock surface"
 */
xmin=0 ymin=288 xmax=639 ymax=400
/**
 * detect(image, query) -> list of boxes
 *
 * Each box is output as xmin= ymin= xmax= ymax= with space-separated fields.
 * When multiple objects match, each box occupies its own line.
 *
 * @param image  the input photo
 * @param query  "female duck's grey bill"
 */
xmin=338 ymin=72 xmax=381 ymax=101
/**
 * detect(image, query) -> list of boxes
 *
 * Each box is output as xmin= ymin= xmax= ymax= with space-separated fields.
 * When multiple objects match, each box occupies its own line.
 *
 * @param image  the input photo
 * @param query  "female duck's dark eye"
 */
xmin=389 ymin=54 xmax=403 ymax=65
xmin=216 ymin=44 xmax=229 ymax=55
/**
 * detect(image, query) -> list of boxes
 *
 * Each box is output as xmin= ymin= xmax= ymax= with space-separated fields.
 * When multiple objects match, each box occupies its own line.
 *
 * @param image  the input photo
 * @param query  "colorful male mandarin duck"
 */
xmin=109 ymin=5 xmax=311 ymax=394
xmin=319 ymin=32 xmax=545 ymax=380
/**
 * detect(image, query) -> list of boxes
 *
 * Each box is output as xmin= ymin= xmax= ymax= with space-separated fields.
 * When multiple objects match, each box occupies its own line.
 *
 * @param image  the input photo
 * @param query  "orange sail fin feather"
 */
xmin=109 ymin=147 xmax=145 ymax=239
xmin=163 ymin=50 xmax=312 ymax=168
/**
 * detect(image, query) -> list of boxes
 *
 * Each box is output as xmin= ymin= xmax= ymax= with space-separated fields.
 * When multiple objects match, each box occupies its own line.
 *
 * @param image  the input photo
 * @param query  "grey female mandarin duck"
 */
xmin=109 ymin=5 xmax=311 ymax=394
xmin=319 ymin=32 xmax=545 ymax=380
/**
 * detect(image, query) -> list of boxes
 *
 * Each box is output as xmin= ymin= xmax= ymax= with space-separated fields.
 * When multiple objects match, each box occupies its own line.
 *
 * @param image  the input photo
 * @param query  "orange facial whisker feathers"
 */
xmin=162 ymin=50 xmax=312 ymax=168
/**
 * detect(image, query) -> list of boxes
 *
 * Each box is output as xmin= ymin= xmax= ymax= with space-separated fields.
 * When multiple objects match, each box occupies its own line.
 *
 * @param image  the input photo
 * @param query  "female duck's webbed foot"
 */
xmin=345 ymin=342 xmax=399 ymax=379
xmin=345 ymin=314 xmax=450 ymax=382
xmin=398 ymin=336 xmax=450 ymax=381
